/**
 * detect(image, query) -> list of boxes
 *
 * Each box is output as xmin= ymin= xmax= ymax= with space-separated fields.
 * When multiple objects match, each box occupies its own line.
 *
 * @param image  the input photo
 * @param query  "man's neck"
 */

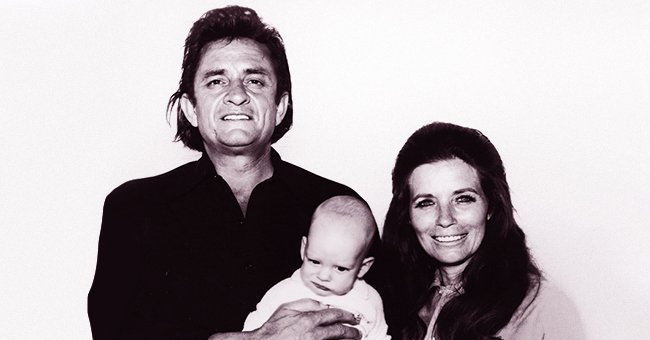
xmin=206 ymin=147 xmax=275 ymax=216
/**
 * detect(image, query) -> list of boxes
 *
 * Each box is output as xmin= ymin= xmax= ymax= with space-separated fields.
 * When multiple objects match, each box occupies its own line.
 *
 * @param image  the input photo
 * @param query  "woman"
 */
xmin=381 ymin=122 xmax=584 ymax=340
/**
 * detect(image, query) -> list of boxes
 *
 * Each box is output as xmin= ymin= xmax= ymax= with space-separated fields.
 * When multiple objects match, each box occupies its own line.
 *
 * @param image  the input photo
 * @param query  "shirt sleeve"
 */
xmin=242 ymin=278 xmax=294 ymax=331
xmin=498 ymin=281 xmax=587 ymax=340
xmin=88 ymin=189 xmax=144 ymax=340
xmin=536 ymin=284 xmax=586 ymax=340
xmin=363 ymin=286 xmax=392 ymax=340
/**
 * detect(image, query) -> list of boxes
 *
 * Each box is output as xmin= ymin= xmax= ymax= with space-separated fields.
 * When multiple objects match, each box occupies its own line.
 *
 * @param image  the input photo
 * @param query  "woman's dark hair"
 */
xmin=382 ymin=122 xmax=540 ymax=340
xmin=167 ymin=6 xmax=293 ymax=152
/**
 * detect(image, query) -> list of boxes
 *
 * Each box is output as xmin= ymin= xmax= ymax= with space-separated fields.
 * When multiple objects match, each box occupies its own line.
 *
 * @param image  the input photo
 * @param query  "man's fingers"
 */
xmin=262 ymin=301 xmax=361 ymax=340
xmin=312 ymin=307 xmax=359 ymax=326
xmin=276 ymin=298 xmax=327 ymax=313
xmin=272 ymin=299 xmax=359 ymax=325
xmin=310 ymin=322 xmax=361 ymax=340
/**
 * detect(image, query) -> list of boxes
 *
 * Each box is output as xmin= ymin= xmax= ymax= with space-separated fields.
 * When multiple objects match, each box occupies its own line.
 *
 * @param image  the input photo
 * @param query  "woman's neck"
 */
xmin=437 ymin=262 xmax=468 ymax=286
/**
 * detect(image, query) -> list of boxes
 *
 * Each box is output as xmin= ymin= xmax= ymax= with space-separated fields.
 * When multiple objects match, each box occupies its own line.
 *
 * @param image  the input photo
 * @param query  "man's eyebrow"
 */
xmin=200 ymin=67 xmax=272 ymax=81
xmin=200 ymin=69 xmax=226 ymax=81
xmin=243 ymin=67 xmax=271 ymax=76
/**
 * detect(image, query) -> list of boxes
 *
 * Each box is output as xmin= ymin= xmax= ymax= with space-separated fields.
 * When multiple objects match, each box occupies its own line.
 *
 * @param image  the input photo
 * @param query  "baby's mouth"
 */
xmin=312 ymin=282 xmax=330 ymax=291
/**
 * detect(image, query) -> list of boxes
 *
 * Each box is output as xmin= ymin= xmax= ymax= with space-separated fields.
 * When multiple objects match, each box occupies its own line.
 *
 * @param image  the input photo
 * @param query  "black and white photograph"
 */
xmin=1 ymin=1 xmax=649 ymax=339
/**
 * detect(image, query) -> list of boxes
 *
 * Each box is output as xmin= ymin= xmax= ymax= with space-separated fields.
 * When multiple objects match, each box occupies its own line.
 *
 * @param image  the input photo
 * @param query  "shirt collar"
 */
xmin=195 ymin=152 xmax=217 ymax=179
xmin=431 ymin=269 xmax=464 ymax=296
xmin=194 ymin=147 xmax=285 ymax=180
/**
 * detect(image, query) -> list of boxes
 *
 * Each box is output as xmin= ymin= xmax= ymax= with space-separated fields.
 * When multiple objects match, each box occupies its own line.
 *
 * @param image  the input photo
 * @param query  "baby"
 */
xmin=243 ymin=195 xmax=390 ymax=339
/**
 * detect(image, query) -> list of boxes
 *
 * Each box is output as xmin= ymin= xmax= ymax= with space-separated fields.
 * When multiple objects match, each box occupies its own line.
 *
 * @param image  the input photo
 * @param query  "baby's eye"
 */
xmin=335 ymin=266 xmax=350 ymax=272
xmin=308 ymin=259 xmax=320 ymax=265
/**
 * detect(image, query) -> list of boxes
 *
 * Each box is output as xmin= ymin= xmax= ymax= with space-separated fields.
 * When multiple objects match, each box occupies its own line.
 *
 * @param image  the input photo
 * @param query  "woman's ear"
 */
xmin=357 ymin=257 xmax=375 ymax=278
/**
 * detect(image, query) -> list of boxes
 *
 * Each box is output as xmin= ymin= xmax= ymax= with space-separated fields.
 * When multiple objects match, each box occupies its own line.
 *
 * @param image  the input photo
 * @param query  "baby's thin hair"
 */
xmin=311 ymin=195 xmax=378 ymax=255
xmin=314 ymin=196 xmax=376 ymax=229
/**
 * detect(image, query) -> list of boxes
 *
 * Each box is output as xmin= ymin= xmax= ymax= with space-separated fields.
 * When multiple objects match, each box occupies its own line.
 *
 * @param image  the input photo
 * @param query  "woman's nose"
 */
xmin=436 ymin=204 xmax=456 ymax=228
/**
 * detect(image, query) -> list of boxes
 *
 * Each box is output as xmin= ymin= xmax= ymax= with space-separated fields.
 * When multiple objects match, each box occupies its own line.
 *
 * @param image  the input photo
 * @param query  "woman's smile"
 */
xmin=432 ymin=233 xmax=468 ymax=243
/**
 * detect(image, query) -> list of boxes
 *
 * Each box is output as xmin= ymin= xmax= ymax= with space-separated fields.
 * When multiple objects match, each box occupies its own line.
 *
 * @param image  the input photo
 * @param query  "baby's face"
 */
xmin=300 ymin=214 xmax=368 ymax=297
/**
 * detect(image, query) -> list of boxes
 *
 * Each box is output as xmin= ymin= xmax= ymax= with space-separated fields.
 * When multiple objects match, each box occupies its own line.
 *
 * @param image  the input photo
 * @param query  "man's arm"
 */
xmin=88 ymin=189 xmax=143 ymax=339
xmin=210 ymin=299 xmax=361 ymax=340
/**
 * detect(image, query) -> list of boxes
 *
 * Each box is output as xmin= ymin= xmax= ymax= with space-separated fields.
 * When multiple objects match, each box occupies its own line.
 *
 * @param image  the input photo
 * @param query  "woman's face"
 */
xmin=408 ymin=158 xmax=489 ymax=270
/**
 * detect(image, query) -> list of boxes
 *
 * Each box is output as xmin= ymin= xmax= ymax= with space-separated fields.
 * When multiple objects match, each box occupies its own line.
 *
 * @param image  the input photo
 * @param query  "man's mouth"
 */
xmin=222 ymin=114 xmax=251 ymax=121
xmin=432 ymin=233 xmax=468 ymax=243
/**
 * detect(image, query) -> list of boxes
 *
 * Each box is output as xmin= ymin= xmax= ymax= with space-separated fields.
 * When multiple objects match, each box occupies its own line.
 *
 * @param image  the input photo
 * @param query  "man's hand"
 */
xmin=255 ymin=299 xmax=361 ymax=340
xmin=208 ymin=299 xmax=361 ymax=340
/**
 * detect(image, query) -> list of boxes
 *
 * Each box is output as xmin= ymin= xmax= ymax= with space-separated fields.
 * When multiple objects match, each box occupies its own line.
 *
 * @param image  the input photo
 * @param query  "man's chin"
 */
xmin=216 ymin=135 xmax=256 ymax=150
xmin=211 ymin=142 xmax=273 ymax=158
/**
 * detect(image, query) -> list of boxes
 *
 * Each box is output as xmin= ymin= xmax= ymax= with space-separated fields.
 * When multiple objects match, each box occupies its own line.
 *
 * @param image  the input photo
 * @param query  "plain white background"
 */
xmin=1 ymin=0 xmax=648 ymax=339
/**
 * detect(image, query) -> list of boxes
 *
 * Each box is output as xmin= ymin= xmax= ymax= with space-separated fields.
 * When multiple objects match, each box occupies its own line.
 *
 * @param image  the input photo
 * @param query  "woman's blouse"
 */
xmin=418 ymin=274 xmax=586 ymax=340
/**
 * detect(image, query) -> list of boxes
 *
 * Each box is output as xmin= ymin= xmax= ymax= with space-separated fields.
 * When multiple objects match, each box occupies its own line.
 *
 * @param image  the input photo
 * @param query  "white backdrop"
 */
xmin=1 ymin=0 xmax=649 ymax=339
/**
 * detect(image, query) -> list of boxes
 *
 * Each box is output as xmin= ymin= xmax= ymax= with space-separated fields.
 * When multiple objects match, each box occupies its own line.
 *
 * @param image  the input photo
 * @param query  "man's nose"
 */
xmin=224 ymin=82 xmax=249 ymax=105
xmin=436 ymin=204 xmax=456 ymax=228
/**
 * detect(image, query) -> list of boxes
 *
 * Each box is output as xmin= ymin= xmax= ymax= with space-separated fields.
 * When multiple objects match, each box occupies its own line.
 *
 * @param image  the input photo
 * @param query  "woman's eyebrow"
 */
xmin=452 ymin=188 xmax=480 ymax=195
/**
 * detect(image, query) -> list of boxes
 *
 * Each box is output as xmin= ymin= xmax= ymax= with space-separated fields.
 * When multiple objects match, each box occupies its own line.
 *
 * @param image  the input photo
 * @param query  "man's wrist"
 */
xmin=207 ymin=330 xmax=260 ymax=340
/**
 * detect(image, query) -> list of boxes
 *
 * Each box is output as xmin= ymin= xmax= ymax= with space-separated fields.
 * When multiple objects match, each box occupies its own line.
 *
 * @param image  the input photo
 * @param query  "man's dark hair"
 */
xmin=167 ymin=6 xmax=293 ymax=151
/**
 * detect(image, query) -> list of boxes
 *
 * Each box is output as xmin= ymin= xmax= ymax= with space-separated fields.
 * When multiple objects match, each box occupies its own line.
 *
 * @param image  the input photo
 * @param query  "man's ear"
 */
xmin=357 ymin=257 xmax=375 ymax=279
xmin=180 ymin=94 xmax=199 ymax=127
xmin=300 ymin=236 xmax=307 ymax=261
xmin=274 ymin=92 xmax=289 ymax=126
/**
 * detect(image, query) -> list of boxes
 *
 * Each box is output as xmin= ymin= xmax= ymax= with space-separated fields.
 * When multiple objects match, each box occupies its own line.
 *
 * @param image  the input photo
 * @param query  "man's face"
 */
xmin=181 ymin=38 xmax=288 ymax=156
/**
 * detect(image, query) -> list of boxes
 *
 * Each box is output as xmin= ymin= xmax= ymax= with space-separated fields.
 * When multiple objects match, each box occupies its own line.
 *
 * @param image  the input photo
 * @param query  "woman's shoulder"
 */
xmin=498 ymin=277 xmax=587 ymax=340
xmin=520 ymin=277 xmax=565 ymax=311
xmin=527 ymin=278 xmax=580 ymax=320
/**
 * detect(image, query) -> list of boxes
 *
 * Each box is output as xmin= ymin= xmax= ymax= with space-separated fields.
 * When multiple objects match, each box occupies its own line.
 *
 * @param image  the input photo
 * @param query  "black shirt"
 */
xmin=88 ymin=149 xmax=358 ymax=339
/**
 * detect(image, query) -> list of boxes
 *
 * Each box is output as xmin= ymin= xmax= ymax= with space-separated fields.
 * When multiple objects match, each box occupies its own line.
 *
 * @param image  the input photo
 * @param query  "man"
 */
xmin=88 ymin=6 xmax=367 ymax=340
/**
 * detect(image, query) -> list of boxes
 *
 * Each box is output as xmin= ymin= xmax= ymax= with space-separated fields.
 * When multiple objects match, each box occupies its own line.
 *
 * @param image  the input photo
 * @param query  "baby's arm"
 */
xmin=363 ymin=309 xmax=390 ymax=340
xmin=242 ymin=301 xmax=275 ymax=331
xmin=242 ymin=281 xmax=290 ymax=331
xmin=362 ymin=287 xmax=391 ymax=340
